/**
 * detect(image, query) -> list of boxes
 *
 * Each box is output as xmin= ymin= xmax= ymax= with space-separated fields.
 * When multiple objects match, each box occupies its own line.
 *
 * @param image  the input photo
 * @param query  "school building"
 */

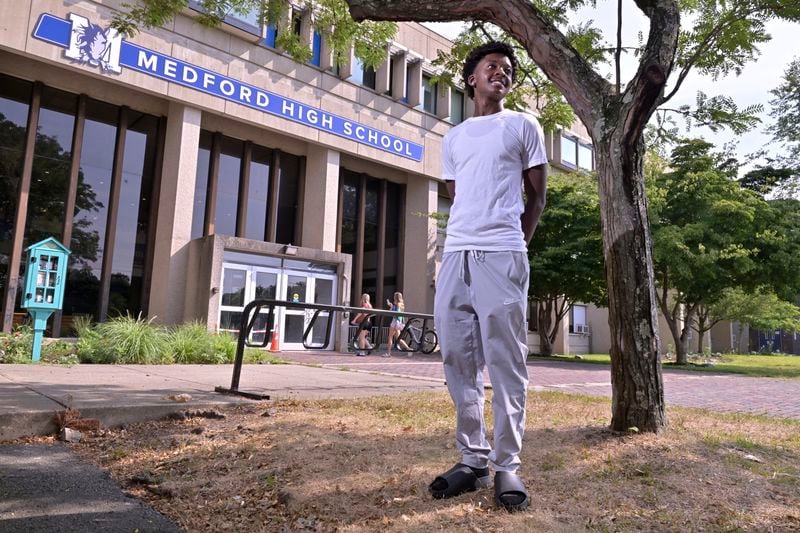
xmin=1 ymin=0 xmax=604 ymax=353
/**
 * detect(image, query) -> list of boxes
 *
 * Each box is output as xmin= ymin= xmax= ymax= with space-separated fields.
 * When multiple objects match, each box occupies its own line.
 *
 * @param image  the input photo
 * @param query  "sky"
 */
xmin=423 ymin=4 xmax=797 ymax=174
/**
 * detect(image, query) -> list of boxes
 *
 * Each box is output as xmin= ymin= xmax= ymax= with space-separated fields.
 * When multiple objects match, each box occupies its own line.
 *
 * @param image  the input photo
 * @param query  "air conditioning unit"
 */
xmin=575 ymin=324 xmax=591 ymax=335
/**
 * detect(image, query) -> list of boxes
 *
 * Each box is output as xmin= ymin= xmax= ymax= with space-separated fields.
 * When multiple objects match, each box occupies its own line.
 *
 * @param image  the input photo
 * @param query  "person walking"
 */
xmin=351 ymin=293 xmax=374 ymax=353
xmin=429 ymin=41 xmax=548 ymax=513
xmin=383 ymin=291 xmax=410 ymax=357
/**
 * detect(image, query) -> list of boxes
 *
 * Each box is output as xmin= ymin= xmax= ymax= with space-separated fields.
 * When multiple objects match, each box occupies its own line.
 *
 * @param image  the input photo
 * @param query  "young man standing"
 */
xmin=429 ymin=41 xmax=548 ymax=512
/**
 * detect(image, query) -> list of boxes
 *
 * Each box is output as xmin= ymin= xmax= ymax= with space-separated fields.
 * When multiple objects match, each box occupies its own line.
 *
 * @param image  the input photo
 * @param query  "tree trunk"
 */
xmin=595 ymin=136 xmax=666 ymax=433
xmin=537 ymin=300 xmax=554 ymax=356
xmin=696 ymin=315 xmax=707 ymax=353
xmin=345 ymin=0 xmax=679 ymax=434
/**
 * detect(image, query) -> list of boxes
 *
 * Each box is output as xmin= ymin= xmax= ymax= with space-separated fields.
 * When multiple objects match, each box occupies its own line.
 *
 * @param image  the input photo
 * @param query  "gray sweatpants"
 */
xmin=434 ymin=250 xmax=529 ymax=473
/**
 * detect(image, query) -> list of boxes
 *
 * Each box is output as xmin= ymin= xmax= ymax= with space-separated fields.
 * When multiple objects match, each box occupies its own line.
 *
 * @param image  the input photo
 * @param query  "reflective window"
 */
xmin=362 ymin=179 xmax=379 ymax=300
xmin=264 ymin=23 xmax=277 ymax=47
xmin=191 ymin=131 xmax=212 ymax=239
xmin=108 ymin=112 xmax=159 ymax=317
xmin=340 ymin=172 xmax=358 ymax=259
xmin=245 ymin=145 xmax=271 ymax=240
xmin=422 ymin=75 xmax=437 ymax=114
xmin=65 ymin=99 xmax=118 ymax=317
xmin=349 ymin=57 xmax=376 ymax=89
xmin=310 ymin=31 xmax=322 ymax=67
xmin=227 ymin=3 xmax=260 ymax=33
xmin=215 ymin=136 xmax=243 ymax=236
xmin=339 ymin=169 xmax=403 ymax=306
xmin=192 ymin=131 xmax=302 ymax=244
xmin=221 ymin=267 xmax=247 ymax=307
xmin=23 ymin=87 xmax=75 ymax=249
xmin=276 ymin=152 xmax=300 ymax=244
xmin=450 ymin=89 xmax=464 ymax=124
xmin=0 ymin=75 xmax=32 ymax=305
xmin=561 ymin=135 xmax=577 ymax=167
xmin=383 ymin=181 xmax=401 ymax=299
xmin=578 ymin=144 xmax=593 ymax=171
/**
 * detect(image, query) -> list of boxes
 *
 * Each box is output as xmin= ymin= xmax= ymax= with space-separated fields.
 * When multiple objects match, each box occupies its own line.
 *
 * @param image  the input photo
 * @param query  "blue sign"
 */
xmin=32 ymin=13 xmax=424 ymax=162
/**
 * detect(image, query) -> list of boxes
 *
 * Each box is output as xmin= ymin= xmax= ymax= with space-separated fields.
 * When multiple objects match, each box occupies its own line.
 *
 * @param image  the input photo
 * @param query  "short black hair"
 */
xmin=462 ymin=41 xmax=518 ymax=99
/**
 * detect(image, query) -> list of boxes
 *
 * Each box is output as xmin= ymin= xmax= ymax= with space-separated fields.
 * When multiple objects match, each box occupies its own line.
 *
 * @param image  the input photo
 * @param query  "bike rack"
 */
xmin=215 ymin=299 xmax=435 ymax=399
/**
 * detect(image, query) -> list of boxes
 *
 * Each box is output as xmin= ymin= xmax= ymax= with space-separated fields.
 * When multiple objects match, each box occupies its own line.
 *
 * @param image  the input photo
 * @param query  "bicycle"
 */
xmin=397 ymin=319 xmax=438 ymax=354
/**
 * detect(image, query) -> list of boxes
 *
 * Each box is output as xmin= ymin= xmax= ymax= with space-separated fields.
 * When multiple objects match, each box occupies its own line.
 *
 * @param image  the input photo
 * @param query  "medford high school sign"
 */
xmin=32 ymin=13 xmax=424 ymax=162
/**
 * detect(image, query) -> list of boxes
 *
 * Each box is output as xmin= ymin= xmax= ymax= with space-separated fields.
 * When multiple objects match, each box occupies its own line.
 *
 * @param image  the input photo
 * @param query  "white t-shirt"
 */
xmin=441 ymin=109 xmax=547 ymax=252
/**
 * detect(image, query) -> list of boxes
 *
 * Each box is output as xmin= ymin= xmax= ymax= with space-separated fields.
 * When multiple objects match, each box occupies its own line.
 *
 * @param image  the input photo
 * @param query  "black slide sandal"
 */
xmin=428 ymin=463 xmax=491 ymax=499
xmin=494 ymin=471 xmax=529 ymax=512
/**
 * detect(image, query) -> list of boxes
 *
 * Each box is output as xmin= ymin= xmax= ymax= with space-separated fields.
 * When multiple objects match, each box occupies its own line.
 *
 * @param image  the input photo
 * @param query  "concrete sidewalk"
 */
xmin=0 ymin=360 xmax=444 ymax=441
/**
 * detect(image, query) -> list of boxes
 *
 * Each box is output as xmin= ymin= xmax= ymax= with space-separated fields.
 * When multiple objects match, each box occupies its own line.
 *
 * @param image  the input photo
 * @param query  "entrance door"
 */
xmin=218 ymin=263 xmax=336 ymax=350
xmin=279 ymin=271 xmax=337 ymax=350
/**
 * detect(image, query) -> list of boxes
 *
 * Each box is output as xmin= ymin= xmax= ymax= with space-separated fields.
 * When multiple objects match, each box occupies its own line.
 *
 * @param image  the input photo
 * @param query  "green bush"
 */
xmin=169 ymin=322 xmax=235 ymax=364
xmin=90 ymin=314 xmax=171 ymax=364
xmin=0 ymin=326 xmax=34 ymax=363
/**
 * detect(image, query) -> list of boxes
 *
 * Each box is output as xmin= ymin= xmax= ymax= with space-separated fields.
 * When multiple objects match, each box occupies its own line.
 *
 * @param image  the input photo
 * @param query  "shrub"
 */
xmin=169 ymin=322 xmax=235 ymax=364
xmin=95 ymin=314 xmax=171 ymax=364
xmin=71 ymin=315 xmax=94 ymax=338
xmin=0 ymin=326 xmax=34 ymax=363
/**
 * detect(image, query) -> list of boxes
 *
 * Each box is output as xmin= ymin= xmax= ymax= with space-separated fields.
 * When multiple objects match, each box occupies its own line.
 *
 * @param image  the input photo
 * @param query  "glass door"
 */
xmin=218 ymin=264 xmax=249 ymax=336
xmin=218 ymin=262 xmax=337 ymax=350
xmin=251 ymin=268 xmax=278 ymax=344
xmin=280 ymin=270 xmax=310 ymax=350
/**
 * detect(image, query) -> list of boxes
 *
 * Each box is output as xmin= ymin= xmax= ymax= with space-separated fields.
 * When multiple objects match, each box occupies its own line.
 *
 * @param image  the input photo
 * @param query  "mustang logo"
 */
xmin=73 ymin=22 xmax=112 ymax=70
xmin=63 ymin=13 xmax=122 ymax=74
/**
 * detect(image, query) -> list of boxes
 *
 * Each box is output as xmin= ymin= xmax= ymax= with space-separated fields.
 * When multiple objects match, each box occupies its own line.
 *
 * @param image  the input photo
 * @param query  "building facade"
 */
xmin=1 ymin=0 xmax=594 ymax=351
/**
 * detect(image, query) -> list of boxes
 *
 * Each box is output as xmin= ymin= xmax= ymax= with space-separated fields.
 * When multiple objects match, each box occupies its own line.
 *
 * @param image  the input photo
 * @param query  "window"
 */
xmin=560 ymin=135 xmax=577 ymax=167
xmin=226 ymin=4 xmax=261 ymax=34
xmin=0 ymin=75 xmax=31 ymax=310
xmin=215 ymin=137 xmax=244 ymax=236
xmin=264 ymin=23 xmax=277 ymax=47
xmin=191 ymin=131 xmax=212 ymax=240
xmin=276 ymin=152 xmax=301 ymax=245
xmin=192 ymin=131 xmax=303 ymax=245
xmin=578 ymin=143 xmax=593 ymax=171
xmin=310 ymin=31 xmax=322 ymax=67
xmin=23 ymin=86 xmax=76 ymax=249
xmin=349 ymin=57 xmax=376 ymax=90
xmin=190 ymin=0 xmax=261 ymax=36
xmin=570 ymin=304 xmax=588 ymax=333
xmin=244 ymin=145 xmax=272 ymax=241
xmin=450 ymin=89 xmax=464 ymax=124
xmin=338 ymin=169 xmax=404 ymax=307
xmin=422 ymin=74 xmax=437 ymax=114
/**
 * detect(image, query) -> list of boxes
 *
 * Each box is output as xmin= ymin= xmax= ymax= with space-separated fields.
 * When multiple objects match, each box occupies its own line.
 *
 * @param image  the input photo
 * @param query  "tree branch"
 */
xmin=345 ymin=0 xmax=610 ymax=125
xmin=620 ymin=0 xmax=680 ymax=150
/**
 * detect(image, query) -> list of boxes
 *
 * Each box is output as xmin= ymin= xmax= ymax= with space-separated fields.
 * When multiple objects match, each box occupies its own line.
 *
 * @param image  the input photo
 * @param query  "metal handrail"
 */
xmin=215 ymin=299 xmax=434 ymax=399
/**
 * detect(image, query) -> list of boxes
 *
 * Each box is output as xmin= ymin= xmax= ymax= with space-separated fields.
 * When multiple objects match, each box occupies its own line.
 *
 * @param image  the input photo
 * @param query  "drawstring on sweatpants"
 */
xmin=457 ymin=250 xmax=486 ymax=282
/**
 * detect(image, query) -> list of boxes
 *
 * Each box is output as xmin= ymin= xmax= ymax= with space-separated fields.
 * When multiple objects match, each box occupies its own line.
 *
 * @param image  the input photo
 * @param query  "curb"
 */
xmin=0 ymin=399 xmax=253 ymax=442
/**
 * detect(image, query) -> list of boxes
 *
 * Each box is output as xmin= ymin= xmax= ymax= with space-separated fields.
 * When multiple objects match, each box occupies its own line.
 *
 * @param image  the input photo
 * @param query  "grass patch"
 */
xmin=73 ymin=391 xmax=800 ymax=532
xmin=532 ymin=352 xmax=800 ymax=379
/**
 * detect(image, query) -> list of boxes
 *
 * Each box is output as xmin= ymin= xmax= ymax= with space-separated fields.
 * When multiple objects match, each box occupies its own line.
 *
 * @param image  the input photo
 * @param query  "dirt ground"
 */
xmin=68 ymin=391 xmax=800 ymax=532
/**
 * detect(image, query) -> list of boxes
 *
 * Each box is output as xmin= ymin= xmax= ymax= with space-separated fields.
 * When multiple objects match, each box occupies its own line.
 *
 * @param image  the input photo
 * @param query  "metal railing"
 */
xmin=215 ymin=299 xmax=435 ymax=399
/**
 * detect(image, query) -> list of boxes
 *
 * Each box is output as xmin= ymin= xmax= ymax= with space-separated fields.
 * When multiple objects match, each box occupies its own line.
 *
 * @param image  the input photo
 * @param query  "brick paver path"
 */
xmin=276 ymin=351 xmax=800 ymax=420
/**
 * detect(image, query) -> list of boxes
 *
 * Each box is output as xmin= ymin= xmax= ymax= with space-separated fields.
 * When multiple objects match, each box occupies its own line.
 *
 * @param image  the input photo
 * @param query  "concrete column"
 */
xmin=338 ymin=45 xmax=355 ymax=79
xmin=301 ymin=145 xmax=340 ymax=251
xmin=319 ymin=33 xmax=335 ymax=71
xmin=391 ymin=52 xmax=407 ymax=100
xmin=464 ymin=95 xmax=475 ymax=119
xmin=375 ymin=56 xmax=390 ymax=94
xmin=553 ymin=304 xmax=570 ymax=354
xmin=436 ymin=82 xmax=451 ymax=120
xmin=299 ymin=10 xmax=314 ymax=49
xmin=147 ymin=103 xmax=201 ymax=325
xmin=403 ymin=175 xmax=437 ymax=313
xmin=406 ymin=58 xmax=423 ymax=107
